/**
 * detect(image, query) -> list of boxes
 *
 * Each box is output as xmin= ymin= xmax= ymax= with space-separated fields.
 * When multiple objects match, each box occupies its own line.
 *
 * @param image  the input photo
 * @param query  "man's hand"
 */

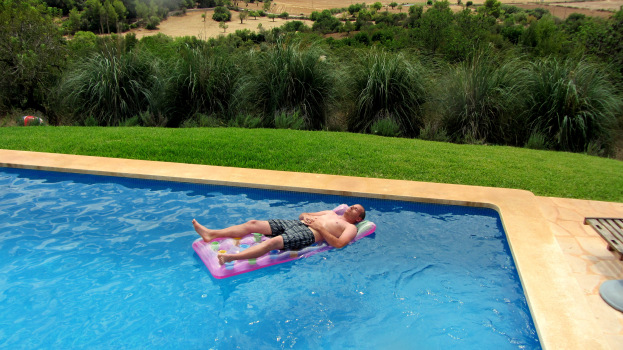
xmin=305 ymin=218 xmax=321 ymax=230
xmin=301 ymin=215 xmax=315 ymax=225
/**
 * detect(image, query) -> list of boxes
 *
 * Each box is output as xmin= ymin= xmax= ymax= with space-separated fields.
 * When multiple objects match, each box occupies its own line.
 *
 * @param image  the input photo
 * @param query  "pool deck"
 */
xmin=1 ymin=149 xmax=621 ymax=349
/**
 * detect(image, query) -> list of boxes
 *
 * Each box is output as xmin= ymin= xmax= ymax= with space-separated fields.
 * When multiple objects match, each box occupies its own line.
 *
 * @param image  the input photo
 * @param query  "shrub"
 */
xmin=524 ymin=132 xmax=549 ymax=150
xmin=526 ymin=7 xmax=550 ymax=20
xmin=245 ymin=41 xmax=336 ymax=130
xmin=501 ymin=5 xmax=523 ymax=15
xmin=419 ymin=122 xmax=450 ymax=142
xmin=348 ymin=50 xmax=427 ymax=137
xmin=371 ymin=117 xmax=402 ymax=137
xmin=67 ymin=31 xmax=98 ymax=57
xmin=274 ymin=109 xmax=305 ymax=129
xmin=0 ymin=0 xmax=66 ymax=117
xmin=168 ymin=45 xmax=244 ymax=126
xmin=228 ymin=114 xmax=263 ymax=128
xmin=83 ymin=115 xmax=98 ymax=126
xmin=348 ymin=3 xmax=364 ymax=15
xmin=146 ymin=15 xmax=161 ymax=29
xmin=311 ymin=9 xmax=342 ymax=33
xmin=353 ymin=32 xmax=371 ymax=45
xmin=521 ymin=15 xmax=566 ymax=56
xmin=59 ymin=46 xmax=163 ymax=126
xmin=525 ymin=57 xmax=622 ymax=153
xmin=438 ymin=53 xmax=528 ymax=144
xmin=181 ymin=113 xmax=225 ymax=128
xmin=198 ymin=0 xmax=216 ymax=7
xmin=213 ymin=6 xmax=231 ymax=21
xmin=501 ymin=25 xmax=524 ymax=45
xmin=282 ymin=20 xmax=310 ymax=32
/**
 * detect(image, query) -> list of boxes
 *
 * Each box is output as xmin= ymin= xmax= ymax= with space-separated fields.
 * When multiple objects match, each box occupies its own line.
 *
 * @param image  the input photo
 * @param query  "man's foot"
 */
xmin=192 ymin=219 xmax=216 ymax=242
xmin=218 ymin=253 xmax=235 ymax=265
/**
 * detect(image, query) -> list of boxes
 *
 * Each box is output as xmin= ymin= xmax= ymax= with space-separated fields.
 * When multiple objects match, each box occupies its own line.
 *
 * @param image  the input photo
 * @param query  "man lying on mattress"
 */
xmin=192 ymin=204 xmax=366 ymax=265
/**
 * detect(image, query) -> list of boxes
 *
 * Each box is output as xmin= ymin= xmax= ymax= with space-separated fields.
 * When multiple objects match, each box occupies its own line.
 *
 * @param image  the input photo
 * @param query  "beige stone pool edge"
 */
xmin=0 ymin=149 xmax=617 ymax=349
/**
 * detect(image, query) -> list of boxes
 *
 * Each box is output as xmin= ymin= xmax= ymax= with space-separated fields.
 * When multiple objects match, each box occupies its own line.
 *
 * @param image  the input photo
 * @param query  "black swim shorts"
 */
xmin=267 ymin=219 xmax=316 ymax=250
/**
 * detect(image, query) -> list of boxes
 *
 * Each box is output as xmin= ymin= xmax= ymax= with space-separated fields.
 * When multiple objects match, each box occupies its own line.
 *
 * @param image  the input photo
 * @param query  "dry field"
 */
xmin=512 ymin=2 xmax=618 ymax=19
xmin=128 ymin=0 xmax=619 ymax=39
xmin=129 ymin=9 xmax=299 ymax=39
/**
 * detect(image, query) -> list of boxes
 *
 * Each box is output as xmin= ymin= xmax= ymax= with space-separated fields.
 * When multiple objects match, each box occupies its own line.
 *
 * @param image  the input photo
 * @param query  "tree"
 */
xmin=521 ymin=15 xmax=566 ymax=56
xmin=0 ymin=0 xmax=67 ymax=116
xmin=64 ymin=8 xmax=84 ymax=34
xmin=408 ymin=4 xmax=422 ymax=20
xmin=389 ymin=2 xmax=397 ymax=9
xmin=239 ymin=9 xmax=248 ymax=23
xmin=477 ymin=0 xmax=501 ymax=18
xmin=416 ymin=1 xmax=454 ymax=53
xmin=262 ymin=0 xmax=270 ymax=12
xmin=348 ymin=3 xmax=362 ymax=15
xmin=135 ymin=0 xmax=161 ymax=29
xmin=602 ymin=7 xmax=623 ymax=75
xmin=342 ymin=19 xmax=355 ymax=35
xmin=219 ymin=21 xmax=228 ymax=32
xmin=41 ymin=0 xmax=76 ymax=15
xmin=102 ymin=0 xmax=118 ymax=33
xmin=112 ymin=0 xmax=127 ymax=30
xmin=371 ymin=2 xmax=382 ymax=11
xmin=83 ymin=0 xmax=104 ymax=32
xmin=81 ymin=0 xmax=127 ymax=33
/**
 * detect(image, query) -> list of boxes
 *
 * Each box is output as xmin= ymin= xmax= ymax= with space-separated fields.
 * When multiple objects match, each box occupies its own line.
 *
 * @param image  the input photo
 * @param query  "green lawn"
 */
xmin=1 ymin=126 xmax=622 ymax=202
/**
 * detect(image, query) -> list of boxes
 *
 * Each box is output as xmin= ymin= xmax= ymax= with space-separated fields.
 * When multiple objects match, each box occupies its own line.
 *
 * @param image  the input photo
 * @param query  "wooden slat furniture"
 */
xmin=584 ymin=218 xmax=623 ymax=260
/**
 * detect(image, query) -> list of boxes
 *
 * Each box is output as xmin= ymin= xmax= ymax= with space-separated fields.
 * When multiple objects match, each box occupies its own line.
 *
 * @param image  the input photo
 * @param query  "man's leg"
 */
xmin=192 ymin=219 xmax=272 ymax=242
xmin=218 ymin=235 xmax=284 ymax=264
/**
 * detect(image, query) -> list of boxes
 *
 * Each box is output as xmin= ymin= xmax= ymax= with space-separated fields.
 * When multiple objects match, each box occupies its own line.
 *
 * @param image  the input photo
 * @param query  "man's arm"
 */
xmin=307 ymin=221 xmax=357 ymax=249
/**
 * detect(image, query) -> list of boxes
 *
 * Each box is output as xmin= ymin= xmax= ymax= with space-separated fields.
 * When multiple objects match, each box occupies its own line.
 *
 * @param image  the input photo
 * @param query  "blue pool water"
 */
xmin=0 ymin=168 xmax=540 ymax=349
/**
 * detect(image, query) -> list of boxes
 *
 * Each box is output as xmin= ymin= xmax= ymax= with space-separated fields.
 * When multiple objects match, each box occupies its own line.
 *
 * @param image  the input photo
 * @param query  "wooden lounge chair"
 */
xmin=584 ymin=217 xmax=623 ymax=312
xmin=584 ymin=218 xmax=623 ymax=260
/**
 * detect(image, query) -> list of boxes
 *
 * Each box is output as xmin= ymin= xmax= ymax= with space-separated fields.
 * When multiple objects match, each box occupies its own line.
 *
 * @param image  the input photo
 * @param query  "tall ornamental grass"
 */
xmin=526 ymin=57 xmax=622 ymax=153
xmin=246 ymin=41 xmax=336 ymax=130
xmin=438 ymin=53 xmax=528 ymax=144
xmin=348 ymin=50 xmax=427 ymax=137
xmin=59 ymin=46 xmax=163 ymax=126
xmin=168 ymin=45 xmax=244 ymax=126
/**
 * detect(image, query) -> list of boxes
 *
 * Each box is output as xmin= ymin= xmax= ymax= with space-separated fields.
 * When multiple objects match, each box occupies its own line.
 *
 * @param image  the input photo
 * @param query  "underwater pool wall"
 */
xmin=0 ymin=149 xmax=609 ymax=350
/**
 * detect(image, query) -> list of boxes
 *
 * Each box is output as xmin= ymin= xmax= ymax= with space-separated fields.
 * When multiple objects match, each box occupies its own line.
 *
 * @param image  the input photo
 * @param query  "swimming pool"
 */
xmin=0 ymin=168 xmax=540 ymax=348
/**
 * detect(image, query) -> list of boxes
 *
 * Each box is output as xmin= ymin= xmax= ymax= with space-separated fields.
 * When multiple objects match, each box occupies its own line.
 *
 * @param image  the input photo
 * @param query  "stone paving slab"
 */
xmin=537 ymin=197 xmax=623 ymax=350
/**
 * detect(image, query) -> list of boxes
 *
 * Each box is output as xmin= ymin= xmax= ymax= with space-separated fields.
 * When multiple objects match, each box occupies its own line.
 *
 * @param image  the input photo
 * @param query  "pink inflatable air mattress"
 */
xmin=192 ymin=204 xmax=376 ymax=279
